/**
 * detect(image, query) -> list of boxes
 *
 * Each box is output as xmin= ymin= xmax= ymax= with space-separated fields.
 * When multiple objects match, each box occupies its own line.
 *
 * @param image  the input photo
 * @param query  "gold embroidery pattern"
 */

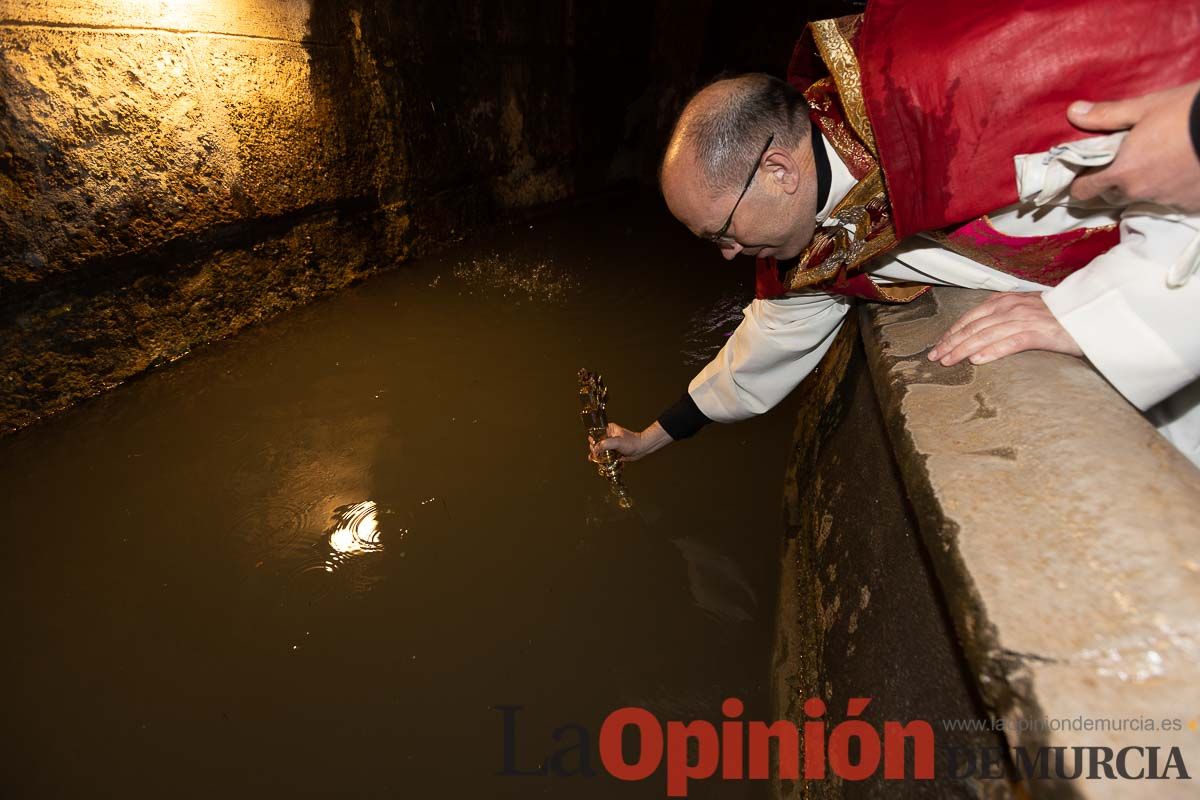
xmin=810 ymin=18 xmax=877 ymax=156
xmin=784 ymin=168 xmax=895 ymax=292
xmin=806 ymin=78 xmax=876 ymax=178
xmin=872 ymin=282 xmax=929 ymax=303
xmin=781 ymin=20 xmax=919 ymax=303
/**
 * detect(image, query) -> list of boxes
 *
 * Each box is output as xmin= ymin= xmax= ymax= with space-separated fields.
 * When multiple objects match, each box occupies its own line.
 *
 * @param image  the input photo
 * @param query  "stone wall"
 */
xmin=772 ymin=315 xmax=1012 ymax=800
xmin=0 ymin=0 xmax=859 ymax=433
xmin=0 ymin=0 xmax=858 ymax=431
xmin=774 ymin=288 xmax=1200 ymax=799
xmin=0 ymin=1 xmax=631 ymax=430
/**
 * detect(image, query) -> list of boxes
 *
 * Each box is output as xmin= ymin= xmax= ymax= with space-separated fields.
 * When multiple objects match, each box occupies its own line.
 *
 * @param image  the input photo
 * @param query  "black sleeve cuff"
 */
xmin=656 ymin=392 xmax=712 ymax=441
xmin=1190 ymin=87 xmax=1200 ymax=161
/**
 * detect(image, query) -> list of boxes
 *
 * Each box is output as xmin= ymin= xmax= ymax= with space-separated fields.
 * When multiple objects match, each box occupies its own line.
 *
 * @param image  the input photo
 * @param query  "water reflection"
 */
xmin=673 ymin=537 xmax=758 ymax=624
xmin=450 ymin=252 xmax=579 ymax=303
xmin=681 ymin=290 xmax=752 ymax=365
xmin=325 ymin=500 xmax=386 ymax=571
xmin=0 ymin=196 xmax=790 ymax=798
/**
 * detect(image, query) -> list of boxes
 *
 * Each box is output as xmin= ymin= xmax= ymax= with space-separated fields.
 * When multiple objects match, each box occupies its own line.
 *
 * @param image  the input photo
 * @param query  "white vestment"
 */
xmin=686 ymin=133 xmax=1200 ymax=467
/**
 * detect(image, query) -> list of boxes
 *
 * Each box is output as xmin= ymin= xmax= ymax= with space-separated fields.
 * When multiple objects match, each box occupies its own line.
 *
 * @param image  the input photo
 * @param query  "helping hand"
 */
xmin=587 ymin=421 xmax=674 ymax=464
xmin=1067 ymin=81 xmax=1200 ymax=211
xmin=927 ymin=292 xmax=1082 ymax=367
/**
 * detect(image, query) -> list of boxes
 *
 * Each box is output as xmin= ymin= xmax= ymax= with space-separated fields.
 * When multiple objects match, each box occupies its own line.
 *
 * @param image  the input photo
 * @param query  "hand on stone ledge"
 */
xmin=927 ymin=292 xmax=1083 ymax=367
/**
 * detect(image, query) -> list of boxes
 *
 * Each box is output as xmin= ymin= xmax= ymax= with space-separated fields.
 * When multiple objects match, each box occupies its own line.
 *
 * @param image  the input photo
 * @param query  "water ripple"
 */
xmin=681 ymin=291 xmax=749 ymax=365
xmin=322 ymin=500 xmax=386 ymax=572
xmin=231 ymin=496 xmax=324 ymax=561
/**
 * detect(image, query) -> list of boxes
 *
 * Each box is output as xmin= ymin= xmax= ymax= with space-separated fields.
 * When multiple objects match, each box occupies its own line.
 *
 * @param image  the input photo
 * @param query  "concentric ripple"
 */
xmin=323 ymin=500 xmax=385 ymax=572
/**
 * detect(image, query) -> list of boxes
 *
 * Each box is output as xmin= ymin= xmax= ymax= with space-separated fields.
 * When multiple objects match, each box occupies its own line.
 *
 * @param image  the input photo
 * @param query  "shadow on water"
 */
xmin=0 ymin=194 xmax=800 ymax=798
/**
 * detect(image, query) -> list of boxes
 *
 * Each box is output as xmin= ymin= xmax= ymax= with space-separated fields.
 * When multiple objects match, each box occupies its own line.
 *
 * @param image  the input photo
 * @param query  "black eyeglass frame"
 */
xmin=707 ymin=134 xmax=775 ymax=244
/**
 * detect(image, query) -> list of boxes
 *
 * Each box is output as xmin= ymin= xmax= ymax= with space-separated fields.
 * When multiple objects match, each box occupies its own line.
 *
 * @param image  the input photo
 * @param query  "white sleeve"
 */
xmin=688 ymin=292 xmax=851 ymax=422
xmin=1043 ymin=207 xmax=1200 ymax=411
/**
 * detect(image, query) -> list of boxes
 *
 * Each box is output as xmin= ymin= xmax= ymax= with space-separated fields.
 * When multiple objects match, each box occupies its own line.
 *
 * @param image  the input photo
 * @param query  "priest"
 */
xmin=591 ymin=0 xmax=1200 ymax=467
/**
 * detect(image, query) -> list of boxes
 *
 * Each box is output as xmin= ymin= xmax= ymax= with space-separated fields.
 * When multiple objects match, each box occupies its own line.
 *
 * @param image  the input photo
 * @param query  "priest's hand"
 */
xmin=1067 ymin=80 xmax=1200 ymax=212
xmin=588 ymin=421 xmax=674 ymax=463
xmin=927 ymin=293 xmax=1082 ymax=367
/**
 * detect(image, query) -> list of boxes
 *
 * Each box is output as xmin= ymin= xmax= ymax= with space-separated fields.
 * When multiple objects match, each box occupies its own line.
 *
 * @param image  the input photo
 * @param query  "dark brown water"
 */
xmin=0 ymin=195 xmax=800 ymax=798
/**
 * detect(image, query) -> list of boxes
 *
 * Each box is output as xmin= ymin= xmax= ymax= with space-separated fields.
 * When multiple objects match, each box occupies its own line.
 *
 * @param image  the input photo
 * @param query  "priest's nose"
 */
xmin=719 ymin=242 xmax=742 ymax=261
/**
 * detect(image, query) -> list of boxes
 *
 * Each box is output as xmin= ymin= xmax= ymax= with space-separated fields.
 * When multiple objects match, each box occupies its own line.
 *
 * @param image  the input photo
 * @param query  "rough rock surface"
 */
xmin=861 ymin=288 xmax=1200 ymax=799
xmin=773 ymin=316 xmax=1013 ymax=800
xmin=0 ymin=0 xmax=655 ymax=430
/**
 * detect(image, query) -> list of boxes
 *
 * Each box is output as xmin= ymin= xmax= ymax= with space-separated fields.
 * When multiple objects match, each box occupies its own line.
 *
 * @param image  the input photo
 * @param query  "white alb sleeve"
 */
xmin=687 ymin=292 xmax=851 ymax=423
xmin=1043 ymin=206 xmax=1200 ymax=411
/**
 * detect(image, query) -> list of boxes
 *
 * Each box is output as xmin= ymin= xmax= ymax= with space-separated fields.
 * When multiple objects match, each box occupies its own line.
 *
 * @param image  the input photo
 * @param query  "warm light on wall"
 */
xmin=0 ymin=0 xmax=320 ymax=230
xmin=1 ymin=1 xmax=314 ymax=41
xmin=158 ymin=0 xmax=193 ymax=29
xmin=117 ymin=0 xmax=245 ymax=31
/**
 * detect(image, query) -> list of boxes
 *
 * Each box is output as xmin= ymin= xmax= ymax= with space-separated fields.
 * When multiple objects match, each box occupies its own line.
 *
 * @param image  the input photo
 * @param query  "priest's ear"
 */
xmin=763 ymin=147 xmax=804 ymax=195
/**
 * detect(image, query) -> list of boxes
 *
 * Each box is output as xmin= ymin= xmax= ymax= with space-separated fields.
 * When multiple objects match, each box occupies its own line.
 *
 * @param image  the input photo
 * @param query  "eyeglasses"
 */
xmin=707 ymin=134 xmax=774 ymax=244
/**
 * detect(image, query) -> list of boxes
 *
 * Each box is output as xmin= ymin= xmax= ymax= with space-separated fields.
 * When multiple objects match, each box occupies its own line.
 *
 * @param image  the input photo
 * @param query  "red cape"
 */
xmin=820 ymin=1 xmax=1200 ymax=237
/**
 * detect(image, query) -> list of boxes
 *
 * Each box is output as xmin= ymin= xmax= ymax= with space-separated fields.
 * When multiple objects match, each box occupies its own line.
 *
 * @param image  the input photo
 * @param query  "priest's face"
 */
xmin=661 ymin=139 xmax=820 ymax=262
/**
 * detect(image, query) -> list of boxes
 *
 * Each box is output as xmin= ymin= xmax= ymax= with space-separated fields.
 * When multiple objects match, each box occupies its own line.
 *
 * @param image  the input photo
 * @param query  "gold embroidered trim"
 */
xmin=806 ymin=77 xmax=877 ymax=177
xmin=872 ymin=282 xmax=929 ymax=303
xmin=810 ymin=18 xmax=877 ymax=157
xmin=785 ymin=166 xmax=894 ymax=291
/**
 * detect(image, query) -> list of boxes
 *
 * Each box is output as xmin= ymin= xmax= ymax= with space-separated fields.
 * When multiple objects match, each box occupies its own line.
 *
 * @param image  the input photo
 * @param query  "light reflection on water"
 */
xmin=287 ymin=498 xmax=398 ymax=594
xmin=450 ymin=251 xmax=579 ymax=303
xmin=681 ymin=290 xmax=751 ymax=365
xmin=324 ymin=500 xmax=386 ymax=571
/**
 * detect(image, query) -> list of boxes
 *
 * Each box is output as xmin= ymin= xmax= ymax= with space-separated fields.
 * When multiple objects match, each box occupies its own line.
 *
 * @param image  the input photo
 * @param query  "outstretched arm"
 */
xmin=592 ymin=292 xmax=850 ymax=463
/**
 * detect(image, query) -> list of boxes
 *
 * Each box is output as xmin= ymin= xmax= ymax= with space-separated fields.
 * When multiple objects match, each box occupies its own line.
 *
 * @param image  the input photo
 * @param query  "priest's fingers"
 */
xmin=593 ymin=424 xmax=639 ymax=459
xmin=936 ymin=295 xmax=1039 ymax=351
xmin=929 ymin=293 xmax=1034 ymax=360
xmin=945 ymin=292 xmax=1028 ymax=334
xmin=588 ymin=440 xmax=630 ymax=464
xmin=932 ymin=295 xmax=1072 ymax=366
xmin=967 ymin=319 xmax=1082 ymax=365
xmin=932 ymin=313 xmax=1007 ymax=363
xmin=935 ymin=320 xmax=1046 ymax=367
xmin=1067 ymin=96 xmax=1149 ymax=133
xmin=938 ymin=301 xmax=1083 ymax=366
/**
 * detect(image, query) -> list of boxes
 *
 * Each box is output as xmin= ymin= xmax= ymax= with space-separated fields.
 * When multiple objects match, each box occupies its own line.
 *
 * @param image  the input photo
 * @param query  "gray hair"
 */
xmin=667 ymin=72 xmax=810 ymax=193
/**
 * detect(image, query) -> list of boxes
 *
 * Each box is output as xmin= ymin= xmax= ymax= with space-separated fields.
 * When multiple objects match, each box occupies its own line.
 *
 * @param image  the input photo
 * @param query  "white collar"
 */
xmin=814 ymin=133 xmax=857 ymax=225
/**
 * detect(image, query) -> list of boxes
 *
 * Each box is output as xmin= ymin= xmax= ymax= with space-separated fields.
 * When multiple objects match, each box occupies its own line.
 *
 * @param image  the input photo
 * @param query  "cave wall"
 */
xmin=0 ymin=0 xmax=628 ymax=430
xmin=0 ymin=0 xmax=853 ymax=432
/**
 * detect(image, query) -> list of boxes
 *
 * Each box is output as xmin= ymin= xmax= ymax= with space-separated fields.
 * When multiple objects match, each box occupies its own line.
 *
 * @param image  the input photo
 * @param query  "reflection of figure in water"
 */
xmin=588 ymin=2 xmax=1200 ymax=469
xmin=673 ymin=538 xmax=758 ymax=624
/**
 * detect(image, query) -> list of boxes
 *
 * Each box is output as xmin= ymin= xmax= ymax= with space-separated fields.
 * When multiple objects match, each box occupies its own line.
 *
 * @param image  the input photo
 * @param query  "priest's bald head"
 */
xmin=660 ymin=73 xmax=820 ymax=261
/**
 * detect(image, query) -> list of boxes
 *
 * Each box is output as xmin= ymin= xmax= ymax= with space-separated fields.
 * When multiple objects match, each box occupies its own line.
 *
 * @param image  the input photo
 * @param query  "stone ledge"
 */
xmin=860 ymin=287 xmax=1200 ymax=798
